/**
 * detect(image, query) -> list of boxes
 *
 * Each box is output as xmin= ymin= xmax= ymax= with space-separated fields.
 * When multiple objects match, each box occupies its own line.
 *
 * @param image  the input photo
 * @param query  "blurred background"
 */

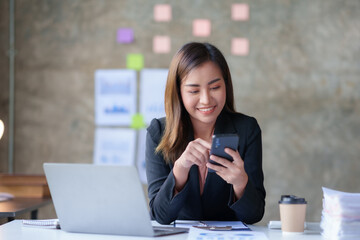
xmin=0 ymin=0 xmax=359 ymax=225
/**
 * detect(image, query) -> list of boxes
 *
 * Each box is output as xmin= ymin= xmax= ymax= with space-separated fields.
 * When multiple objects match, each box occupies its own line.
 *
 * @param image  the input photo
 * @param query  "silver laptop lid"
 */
xmin=43 ymin=163 xmax=154 ymax=236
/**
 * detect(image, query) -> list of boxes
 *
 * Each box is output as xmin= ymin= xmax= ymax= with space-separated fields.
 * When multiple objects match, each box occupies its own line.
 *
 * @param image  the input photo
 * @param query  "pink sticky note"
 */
xmin=117 ymin=28 xmax=134 ymax=43
xmin=154 ymin=4 xmax=172 ymax=22
xmin=193 ymin=19 xmax=211 ymax=37
xmin=232 ymin=4 xmax=249 ymax=21
xmin=153 ymin=36 xmax=171 ymax=53
xmin=231 ymin=38 xmax=249 ymax=56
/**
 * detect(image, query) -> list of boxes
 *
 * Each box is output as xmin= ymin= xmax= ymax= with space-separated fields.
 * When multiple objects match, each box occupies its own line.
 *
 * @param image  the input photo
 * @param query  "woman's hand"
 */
xmin=173 ymin=138 xmax=211 ymax=193
xmin=206 ymin=148 xmax=248 ymax=200
xmin=176 ymin=138 xmax=211 ymax=169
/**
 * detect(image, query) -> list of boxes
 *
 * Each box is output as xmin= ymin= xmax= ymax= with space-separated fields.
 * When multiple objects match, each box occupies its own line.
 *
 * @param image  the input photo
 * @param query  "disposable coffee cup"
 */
xmin=279 ymin=195 xmax=307 ymax=234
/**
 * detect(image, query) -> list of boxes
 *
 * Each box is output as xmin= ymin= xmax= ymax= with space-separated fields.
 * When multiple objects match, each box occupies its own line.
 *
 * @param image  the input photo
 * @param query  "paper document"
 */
xmin=187 ymin=227 xmax=268 ymax=240
xmin=175 ymin=220 xmax=249 ymax=230
xmin=93 ymin=128 xmax=136 ymax=165
xmin=136 ymin=129 xmax=147 ymax=183
xmin=140 ymin=68 xmax=168 ymax=124
xmin=95 ymin=69 xmax=137 ymax=126
xmin=0 ymin=192 xmax=14 ymax=202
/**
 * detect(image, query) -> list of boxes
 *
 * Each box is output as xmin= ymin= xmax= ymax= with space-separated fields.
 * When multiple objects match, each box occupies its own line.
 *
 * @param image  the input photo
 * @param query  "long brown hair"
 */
xmin=156 ymin=42 xmax=235 ymax=164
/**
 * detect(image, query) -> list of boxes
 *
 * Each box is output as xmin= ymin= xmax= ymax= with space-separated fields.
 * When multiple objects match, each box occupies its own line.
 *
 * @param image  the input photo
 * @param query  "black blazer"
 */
xmin=145 ymin=110 xmax=265 ymax=224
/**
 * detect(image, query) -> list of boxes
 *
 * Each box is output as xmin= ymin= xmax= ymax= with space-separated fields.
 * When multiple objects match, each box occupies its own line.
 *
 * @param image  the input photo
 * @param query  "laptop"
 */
xmin=43 ymin=163 xmax=188 ymax=237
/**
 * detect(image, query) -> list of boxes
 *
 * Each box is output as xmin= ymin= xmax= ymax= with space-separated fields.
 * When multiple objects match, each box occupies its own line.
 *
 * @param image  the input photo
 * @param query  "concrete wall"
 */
xmin=0 ymin=0 xmax=9 ymax=173
xmin=0 ymin=0 xmax=359 ymax=224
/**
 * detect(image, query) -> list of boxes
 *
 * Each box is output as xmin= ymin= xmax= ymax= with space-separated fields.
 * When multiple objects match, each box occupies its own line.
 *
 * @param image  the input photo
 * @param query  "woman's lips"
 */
xmin=197 ymin=106 xmax=216 ymax=114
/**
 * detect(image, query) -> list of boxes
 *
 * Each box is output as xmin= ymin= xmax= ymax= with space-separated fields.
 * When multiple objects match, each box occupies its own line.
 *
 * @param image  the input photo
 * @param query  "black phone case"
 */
xmin=209 ymin=134 xmax=239 ymax=172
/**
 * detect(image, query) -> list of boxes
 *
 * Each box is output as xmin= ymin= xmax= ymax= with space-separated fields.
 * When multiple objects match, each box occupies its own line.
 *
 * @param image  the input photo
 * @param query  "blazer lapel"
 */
xmin=213 ymin=110 xmax=237 ymax=135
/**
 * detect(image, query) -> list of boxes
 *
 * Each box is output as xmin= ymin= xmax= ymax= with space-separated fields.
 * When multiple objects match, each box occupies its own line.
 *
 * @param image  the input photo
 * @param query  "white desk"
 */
xmin=0 ymin=220 xmax=322 ymax=240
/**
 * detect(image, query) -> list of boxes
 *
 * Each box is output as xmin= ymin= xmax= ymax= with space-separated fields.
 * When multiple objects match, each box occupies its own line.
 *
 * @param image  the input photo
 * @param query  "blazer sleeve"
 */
xmin=228 ymin=117 xmax=266 ymax=224
xmin=145 ymin=118 xmax=191 ymax=224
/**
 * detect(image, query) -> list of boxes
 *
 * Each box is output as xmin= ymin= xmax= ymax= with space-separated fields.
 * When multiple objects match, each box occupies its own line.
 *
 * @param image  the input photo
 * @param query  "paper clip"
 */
xmin=193 ymin=221 xmax=232 ymax=231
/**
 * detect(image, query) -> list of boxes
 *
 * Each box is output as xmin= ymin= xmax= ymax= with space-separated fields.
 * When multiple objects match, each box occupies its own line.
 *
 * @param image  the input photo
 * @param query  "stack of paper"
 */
xmin=321 ymin=187 xmax=360 ymax=239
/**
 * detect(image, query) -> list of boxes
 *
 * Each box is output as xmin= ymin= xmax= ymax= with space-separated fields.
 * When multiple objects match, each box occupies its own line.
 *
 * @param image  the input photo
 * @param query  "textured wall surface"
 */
xmin=0 ymin=0 xmax=359 ymax=224
xmin=0 ymin=0 xmax=9 ymax=173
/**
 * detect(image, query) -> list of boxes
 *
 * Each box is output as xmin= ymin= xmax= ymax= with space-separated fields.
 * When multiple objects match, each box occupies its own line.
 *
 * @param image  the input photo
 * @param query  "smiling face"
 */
xmin=180 ymin=61 xmax=226 ymax=130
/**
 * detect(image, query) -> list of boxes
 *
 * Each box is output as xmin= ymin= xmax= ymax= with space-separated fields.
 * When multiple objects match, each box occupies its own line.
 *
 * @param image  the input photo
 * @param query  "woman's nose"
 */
xmin=199 ymin=90 xmax=210 ymax=104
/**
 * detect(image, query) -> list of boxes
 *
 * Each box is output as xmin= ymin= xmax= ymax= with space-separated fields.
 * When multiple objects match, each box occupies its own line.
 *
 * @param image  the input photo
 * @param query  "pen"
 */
xmin=194 ymin=221 xmax=232 ymax=231
xmin=199 ymin=221 xmax=208 ymax=227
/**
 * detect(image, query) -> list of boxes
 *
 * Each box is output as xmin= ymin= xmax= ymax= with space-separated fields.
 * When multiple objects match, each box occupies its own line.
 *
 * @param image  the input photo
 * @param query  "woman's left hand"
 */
xmin=206 ymin=148 xmax=248 ymax=200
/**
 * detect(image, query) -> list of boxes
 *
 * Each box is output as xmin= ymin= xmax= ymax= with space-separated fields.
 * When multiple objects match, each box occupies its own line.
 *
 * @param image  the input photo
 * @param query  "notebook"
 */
xmin=43 ymin=163 xmax=188 ymax=237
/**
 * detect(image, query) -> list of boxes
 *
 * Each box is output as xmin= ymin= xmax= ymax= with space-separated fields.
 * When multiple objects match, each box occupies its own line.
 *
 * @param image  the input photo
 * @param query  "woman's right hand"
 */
xmin=173 ymin=138 xmax=211 ymax=193
xmin=176 ymin=138 xmax=211 ymax=169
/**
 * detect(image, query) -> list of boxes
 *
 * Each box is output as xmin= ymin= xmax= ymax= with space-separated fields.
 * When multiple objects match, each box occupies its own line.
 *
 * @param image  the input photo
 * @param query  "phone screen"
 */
xmin=208 ymin=134 xmax=239 ymax=172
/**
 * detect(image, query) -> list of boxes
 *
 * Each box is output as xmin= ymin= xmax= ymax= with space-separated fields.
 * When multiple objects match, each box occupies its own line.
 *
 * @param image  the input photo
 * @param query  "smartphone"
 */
xmin=208 ymin=134 xmax=239 ymax=172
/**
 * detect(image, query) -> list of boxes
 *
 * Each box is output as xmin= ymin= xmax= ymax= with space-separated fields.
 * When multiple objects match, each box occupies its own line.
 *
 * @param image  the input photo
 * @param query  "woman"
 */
xmin=145 ymin=42 xmax=265 ymax=224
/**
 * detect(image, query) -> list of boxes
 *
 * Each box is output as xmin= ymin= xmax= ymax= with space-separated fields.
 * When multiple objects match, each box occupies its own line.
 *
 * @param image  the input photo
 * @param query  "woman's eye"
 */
xmin=189 ymin=90 xmax=199 ymax=94
xmin=210 ymin=86 xmax=220 ymax=90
